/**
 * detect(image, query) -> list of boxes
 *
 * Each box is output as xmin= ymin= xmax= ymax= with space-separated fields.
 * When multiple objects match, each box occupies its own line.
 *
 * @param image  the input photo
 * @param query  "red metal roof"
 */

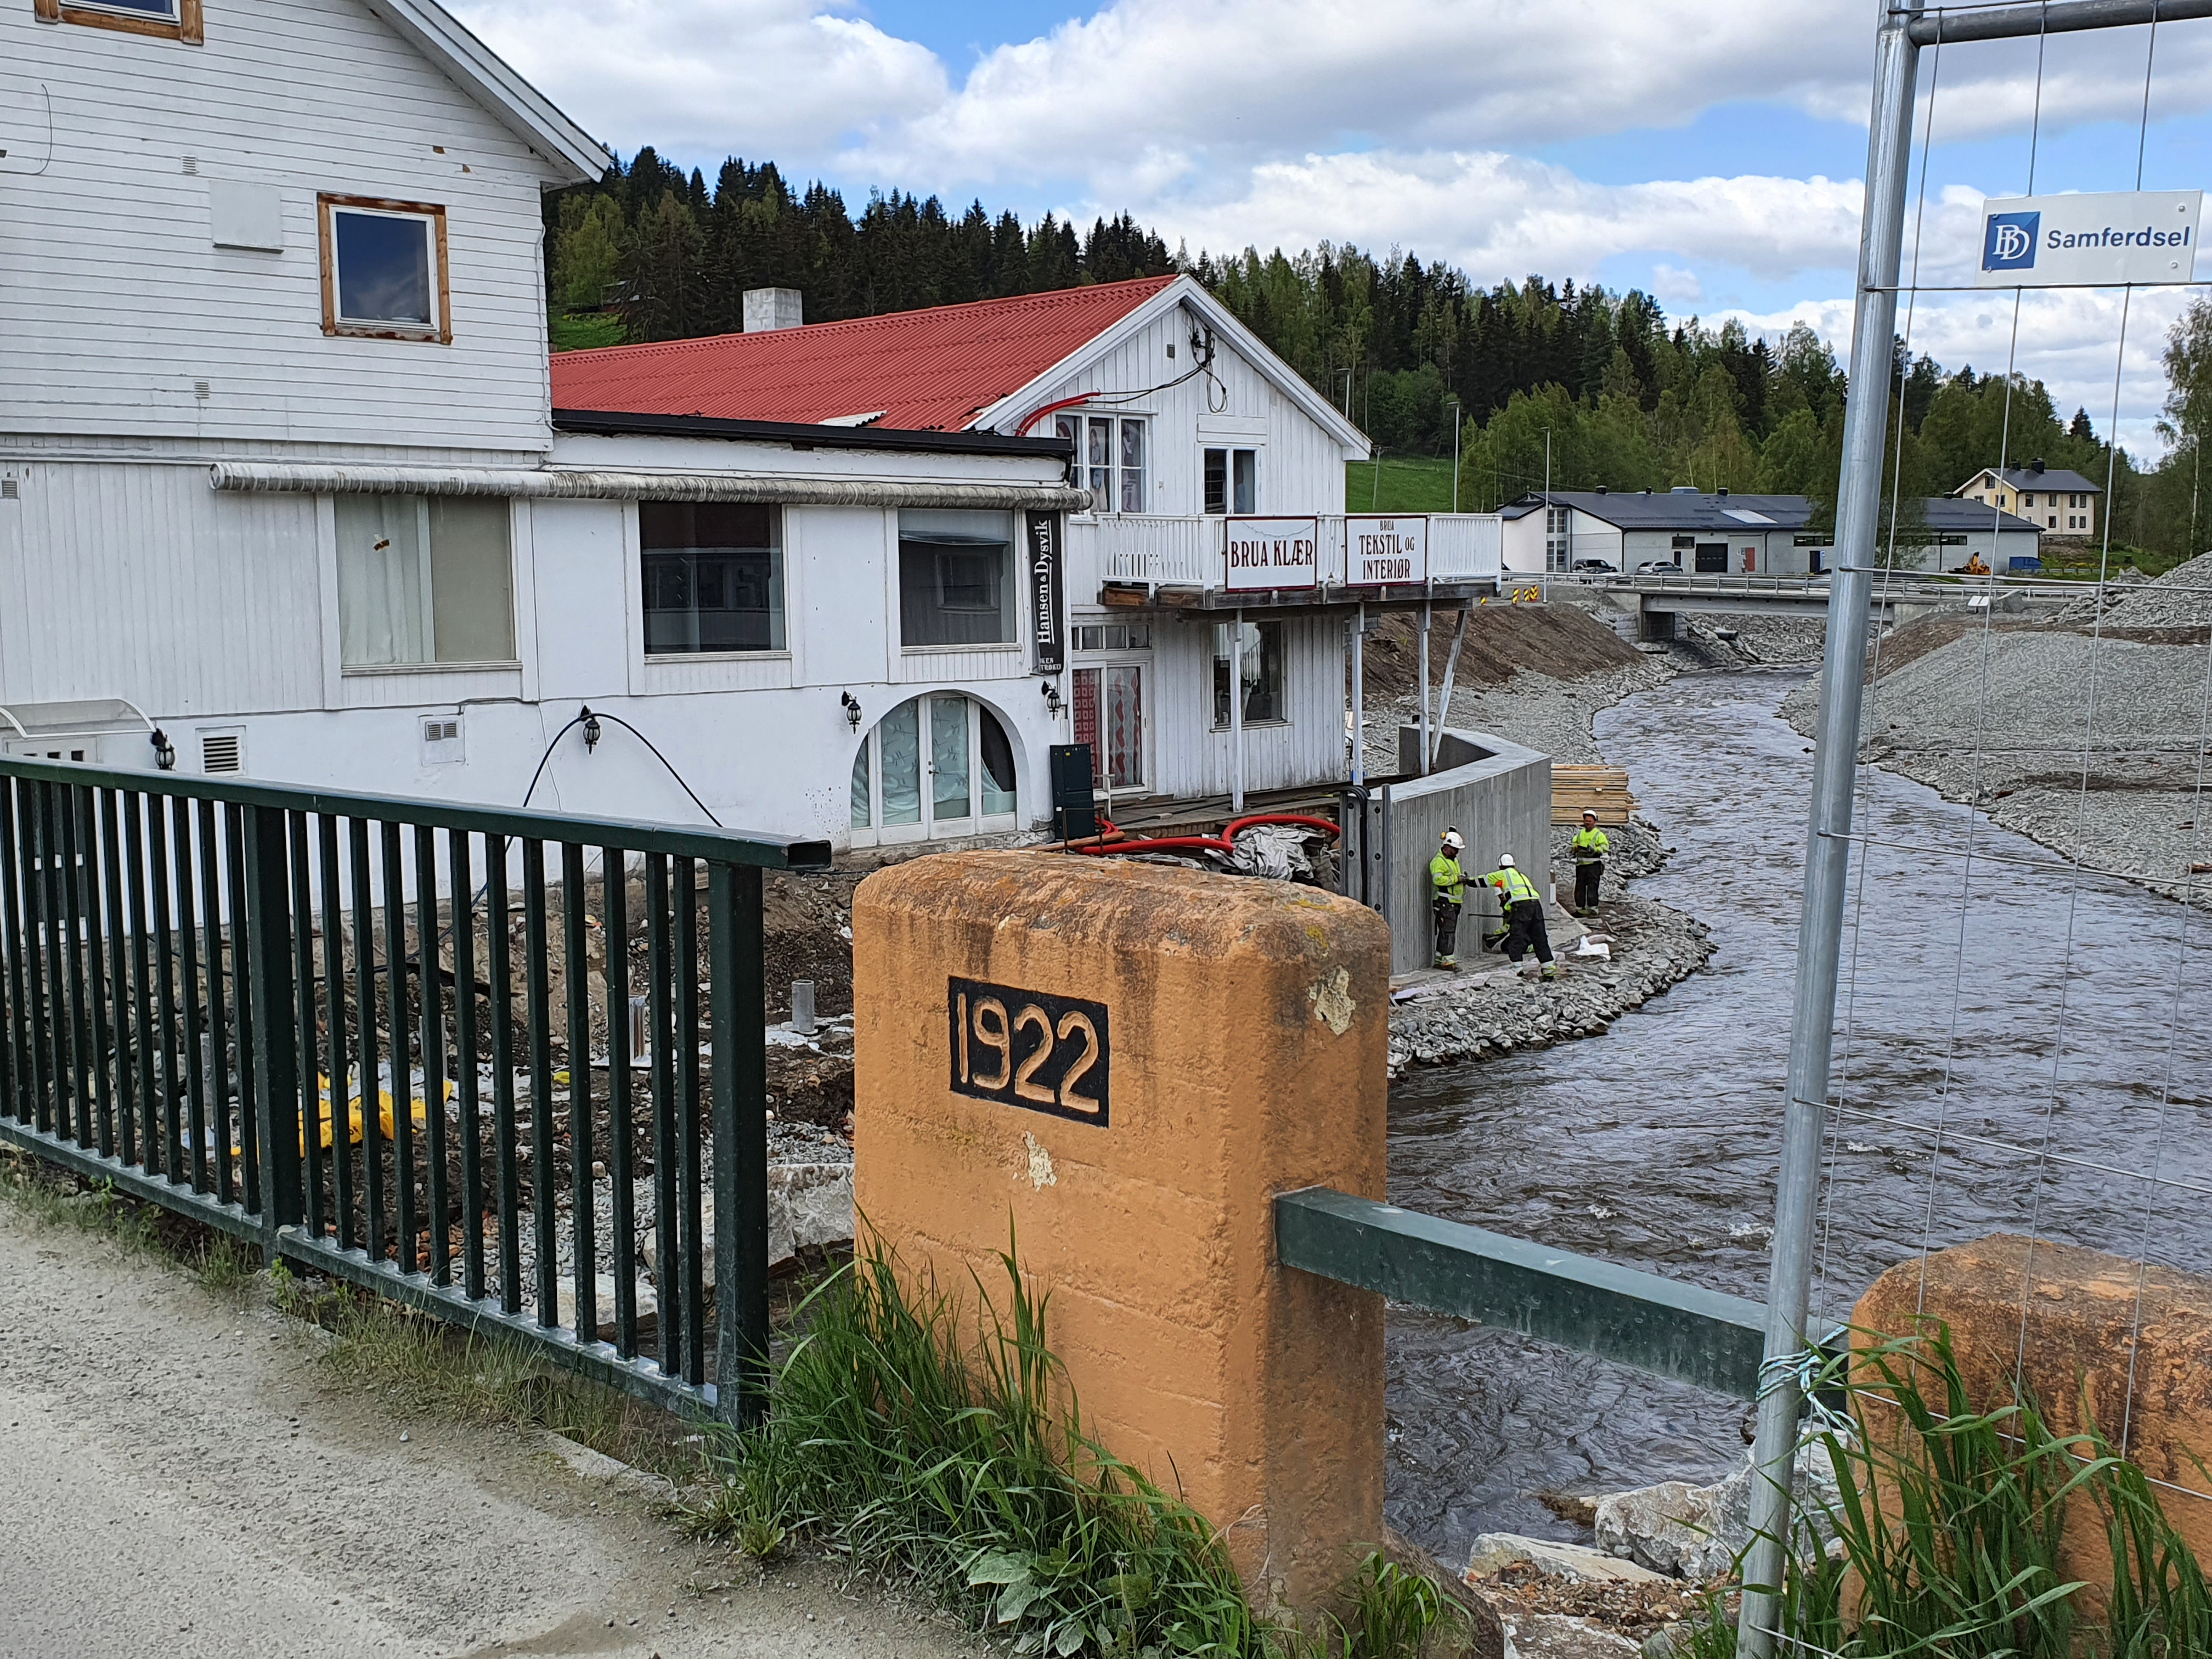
xmin=550 ymin=275 xmax=1180 ymax=433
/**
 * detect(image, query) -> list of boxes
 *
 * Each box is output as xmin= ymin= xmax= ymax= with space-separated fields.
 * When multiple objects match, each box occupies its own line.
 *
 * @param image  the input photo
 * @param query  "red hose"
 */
xmin=1068 ymin=811 xmax=1342 ymax=857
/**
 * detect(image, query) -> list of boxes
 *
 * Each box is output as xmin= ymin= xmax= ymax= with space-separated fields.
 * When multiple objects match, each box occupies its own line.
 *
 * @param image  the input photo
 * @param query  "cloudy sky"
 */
xmin=454 ymin=0 xmax=2212 ymax=454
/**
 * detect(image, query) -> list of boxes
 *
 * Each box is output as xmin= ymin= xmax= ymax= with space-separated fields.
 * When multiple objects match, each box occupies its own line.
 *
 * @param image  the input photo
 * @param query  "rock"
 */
xmin=1383 ymin=1522 xmax=1509 ymax=1659
xmin=554 ymin=1272 xmax=657 ymax=1345
xmin=647 ymin=1160 xmax=857 ymax=1291
xmin=1466 ymin=1533 xmax=1671 ymax=1585
xmin=1494 ymin=1610 xmax=1643 ymax=1657
xmin=1593 ymin=1442 xmax=1841 ymax=1582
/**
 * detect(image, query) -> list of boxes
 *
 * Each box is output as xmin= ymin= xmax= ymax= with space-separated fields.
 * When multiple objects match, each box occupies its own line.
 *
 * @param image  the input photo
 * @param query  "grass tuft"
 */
xmin=1706 ymin=1322 xmax=2212 ymax=1658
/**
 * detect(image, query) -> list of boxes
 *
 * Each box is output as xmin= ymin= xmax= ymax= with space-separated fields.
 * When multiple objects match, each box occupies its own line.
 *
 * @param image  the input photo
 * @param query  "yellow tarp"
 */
xmin=302 ymin=1074 xmax=450 ymax=1155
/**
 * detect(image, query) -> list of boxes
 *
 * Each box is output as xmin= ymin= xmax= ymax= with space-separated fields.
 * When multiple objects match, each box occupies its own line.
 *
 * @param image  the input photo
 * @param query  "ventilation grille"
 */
xmin=1 ymin=479 xmax=16 ymax=500
xmin=193 ymin=380 xmax=210 ymax=400
xmin=201 ymin=733 xmax=242 ymax=774
xmin=182 ymin=155 xmax=199 ymax=175
xmin=424 ymin=718 xmax=459 ymax=743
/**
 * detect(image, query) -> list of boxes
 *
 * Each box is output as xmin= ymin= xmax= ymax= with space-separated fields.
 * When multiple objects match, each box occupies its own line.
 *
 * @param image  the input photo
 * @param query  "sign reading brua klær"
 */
xmin=1223 ymin=517 xmax=1320 ymax=592
xmin=948 ymin=976 xmax=1109 ymax=1125
xmin=1346 ymin=515 xmax=1429 ymax=586
xmin=1977 ymin=190 xmax=2202 ymax=287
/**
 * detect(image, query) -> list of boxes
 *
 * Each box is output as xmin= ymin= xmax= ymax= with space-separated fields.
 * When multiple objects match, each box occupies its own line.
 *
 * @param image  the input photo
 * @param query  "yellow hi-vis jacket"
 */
xmin=1486 ymin=865 xmax=1539 ymax=906
xmin=1429 ymin=851 xmax=1465 ymax=905
xmin=1571 ymin=826 xmax=1611 ymax=865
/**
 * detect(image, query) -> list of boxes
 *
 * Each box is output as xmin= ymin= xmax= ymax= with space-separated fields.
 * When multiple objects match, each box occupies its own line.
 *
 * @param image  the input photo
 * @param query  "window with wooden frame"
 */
xmin=33 ymin=0 xmax=203 ymax=43
xmin=318 ymin=195 xmax=452 ymax=343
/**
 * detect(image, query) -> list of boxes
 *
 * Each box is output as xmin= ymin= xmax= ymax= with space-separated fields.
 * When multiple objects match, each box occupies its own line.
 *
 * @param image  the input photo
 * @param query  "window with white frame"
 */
xmin=1203 ymin=448 xmax=1257 ymax=515
xmin=319 ymin=195 xmax=449 ymax=341
xmin=1212 ymin=619 xmax=1285 ymax=727
xmin=1056 ymin=413 xmax=1147 ymax=514
xmin=641 ymin=501 xmax=785 ymax=653
xmin=334 ymin=495 xmax=515 ymax=668
xmin=898 ymin=509 xmax=1018 ymax=647
xmin=1545 ymin=505 xmax=1571 ymax=573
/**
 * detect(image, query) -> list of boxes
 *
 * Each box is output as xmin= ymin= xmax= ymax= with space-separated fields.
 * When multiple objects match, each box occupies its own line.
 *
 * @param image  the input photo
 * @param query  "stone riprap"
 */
xmin=1592 ymin=1442 xmax=1841 ymax=1583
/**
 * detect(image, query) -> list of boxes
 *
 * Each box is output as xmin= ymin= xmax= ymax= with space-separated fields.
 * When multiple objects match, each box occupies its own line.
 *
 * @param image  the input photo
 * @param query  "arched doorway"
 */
xmin=849 ymin=694 xmax=1018 ymax=846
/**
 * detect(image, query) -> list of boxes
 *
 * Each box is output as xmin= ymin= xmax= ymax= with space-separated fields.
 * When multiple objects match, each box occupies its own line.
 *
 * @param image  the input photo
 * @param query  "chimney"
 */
xmin=743 ymin=287 xmax=804 ymax=333
xmin=2029 ymin=458 xmax=2046 ymax=473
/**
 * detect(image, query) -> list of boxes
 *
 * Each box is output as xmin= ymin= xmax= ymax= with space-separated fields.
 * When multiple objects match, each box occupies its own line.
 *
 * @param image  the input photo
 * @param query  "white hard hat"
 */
xmin=1498 ymin=853 xmax=1516 ymax=868
xmin=1442 ymin=830 xmax=1464 ymax=850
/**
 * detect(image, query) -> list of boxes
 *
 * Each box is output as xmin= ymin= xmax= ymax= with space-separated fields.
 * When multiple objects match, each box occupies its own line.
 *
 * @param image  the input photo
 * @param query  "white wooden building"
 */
xmin=1 ymin=0 xmax=1504 ymax=851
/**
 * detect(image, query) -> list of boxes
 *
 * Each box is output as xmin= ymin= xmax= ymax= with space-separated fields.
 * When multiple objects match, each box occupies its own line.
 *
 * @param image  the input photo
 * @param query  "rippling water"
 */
xmin=1385 ymin=668 xmax=2212 ymax=1561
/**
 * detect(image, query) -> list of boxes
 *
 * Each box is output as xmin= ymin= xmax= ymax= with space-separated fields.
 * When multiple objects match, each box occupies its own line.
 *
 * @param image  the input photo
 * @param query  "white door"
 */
xmin=849 ymin=695 xmax=1019 ymax=847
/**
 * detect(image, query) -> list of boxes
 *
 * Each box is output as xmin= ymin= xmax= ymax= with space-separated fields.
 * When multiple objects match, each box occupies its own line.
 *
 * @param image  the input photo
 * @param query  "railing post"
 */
xmin=708 ymin=859 xmax=770 ymax=1424
xmin=242 ymin=805 xmax=301 ymax=1249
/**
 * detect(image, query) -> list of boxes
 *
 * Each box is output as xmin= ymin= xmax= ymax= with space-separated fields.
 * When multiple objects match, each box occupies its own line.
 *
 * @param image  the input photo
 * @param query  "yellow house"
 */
xmin=1956 ymin=461 xmax=2101 ymax=537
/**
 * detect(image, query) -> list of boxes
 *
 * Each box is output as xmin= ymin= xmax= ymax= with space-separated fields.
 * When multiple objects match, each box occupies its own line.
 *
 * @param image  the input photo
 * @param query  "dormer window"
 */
xmin=318 ymin=195 xmax=452 ymax=343
xmin=33 ymin=0 xmax=202 ymax=43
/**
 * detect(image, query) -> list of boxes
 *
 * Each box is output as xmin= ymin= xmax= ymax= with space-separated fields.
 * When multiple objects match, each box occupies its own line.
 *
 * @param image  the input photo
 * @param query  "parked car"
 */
xmin=1570 ymin=558 xmax=1618 ymax=575
xmin=1634 ymin=560 xmax=1684 ymax=575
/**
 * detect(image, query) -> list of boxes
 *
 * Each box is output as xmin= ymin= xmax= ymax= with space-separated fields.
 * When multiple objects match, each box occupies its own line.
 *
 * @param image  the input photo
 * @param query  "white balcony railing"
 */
xmin=1072 ymin=513 xmax=1503 ymax=594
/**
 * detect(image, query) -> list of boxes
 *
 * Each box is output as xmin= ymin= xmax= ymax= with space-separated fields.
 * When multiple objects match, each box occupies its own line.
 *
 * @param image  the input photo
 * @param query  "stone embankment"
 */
xmin=1784 ymin=551 xmax=2212 ymax=909
xmin=1378 ymin=606 xmax=1719 ymax=1074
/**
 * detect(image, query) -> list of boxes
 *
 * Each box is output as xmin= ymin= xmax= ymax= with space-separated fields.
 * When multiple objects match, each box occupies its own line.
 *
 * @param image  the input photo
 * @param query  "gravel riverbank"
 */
xmin=1782 ymin=554 xmax=2212 ymax=909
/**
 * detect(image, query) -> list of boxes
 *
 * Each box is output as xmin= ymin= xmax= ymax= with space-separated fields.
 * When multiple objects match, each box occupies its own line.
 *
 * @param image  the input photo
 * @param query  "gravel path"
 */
xmin=0 ymin=1210 xmax=977 ymax=1659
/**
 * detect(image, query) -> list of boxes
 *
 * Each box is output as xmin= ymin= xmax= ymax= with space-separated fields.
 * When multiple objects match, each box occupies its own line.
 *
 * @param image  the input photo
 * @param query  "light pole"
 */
xmin=1543 ymin=427 xmax=1554 ymax=574
xmin=1444 ymin=397 xmax=1464 ymax=514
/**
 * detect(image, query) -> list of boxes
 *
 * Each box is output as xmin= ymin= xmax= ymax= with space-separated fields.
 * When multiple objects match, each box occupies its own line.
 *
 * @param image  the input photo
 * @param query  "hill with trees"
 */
xmin=545 ymin=150 xmax=2204 ymax=560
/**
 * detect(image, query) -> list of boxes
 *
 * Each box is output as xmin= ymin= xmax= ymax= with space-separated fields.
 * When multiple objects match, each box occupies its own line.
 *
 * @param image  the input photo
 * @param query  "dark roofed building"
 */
xmin=1956 ymin=461 xmax=2102 ymax=538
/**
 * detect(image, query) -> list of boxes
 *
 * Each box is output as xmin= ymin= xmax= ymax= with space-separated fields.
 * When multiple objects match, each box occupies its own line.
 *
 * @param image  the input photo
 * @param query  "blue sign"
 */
xmin=1983 ymin=211 xmax=2041 ymax=272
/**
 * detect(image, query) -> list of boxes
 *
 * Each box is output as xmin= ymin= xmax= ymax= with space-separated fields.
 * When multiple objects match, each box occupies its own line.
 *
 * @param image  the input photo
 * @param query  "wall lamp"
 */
xmin=1040 ymin=679 xmax=1064 ymax=717
xmin=149 ymin=727 xmax=176 ymax=771
xmin=840 ymin=691 xmax=862 ymax=731
xmin=580 ymin=704 xmax=602 ymax=753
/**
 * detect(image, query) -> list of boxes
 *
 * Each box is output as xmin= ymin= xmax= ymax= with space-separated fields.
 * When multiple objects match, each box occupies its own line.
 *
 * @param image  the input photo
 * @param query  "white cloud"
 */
xmin=451 ymin=1 xmax=945 ymax=163
xmin=1137 ymin=150 xmax=1865 ymax=284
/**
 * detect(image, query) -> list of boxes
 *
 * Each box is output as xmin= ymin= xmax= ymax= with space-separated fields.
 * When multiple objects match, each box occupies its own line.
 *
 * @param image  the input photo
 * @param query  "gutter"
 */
xmin=209 ymin=462 xmax=1092 ymax=512
xmin=552 ymin=408 xmax=1077 ymax=461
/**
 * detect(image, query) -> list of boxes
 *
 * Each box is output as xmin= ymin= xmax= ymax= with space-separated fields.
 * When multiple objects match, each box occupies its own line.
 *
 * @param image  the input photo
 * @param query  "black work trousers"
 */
xmin=1574 ymin=860 xmax=1602 ymax=911
xmin=1432 ymin=898 xmax=1461 ymax=962
xmin=1503 ymin=897 xmax=1553 ymax=964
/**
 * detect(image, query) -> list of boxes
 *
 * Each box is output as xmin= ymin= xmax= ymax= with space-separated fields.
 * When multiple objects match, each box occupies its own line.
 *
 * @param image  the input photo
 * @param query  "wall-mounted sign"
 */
xmin=1977 ymin=190 xmax=2201 ymax=287
xmin=1223 ymin=516 xmax=1319 ymax=592
xmin=1025 ymin=510 xmax=1064 ymax=674
xmin=1346 ymin=515 xmax=1429 ymax=585
xmin=948 ymin=976 xmax=1109 ymax=1125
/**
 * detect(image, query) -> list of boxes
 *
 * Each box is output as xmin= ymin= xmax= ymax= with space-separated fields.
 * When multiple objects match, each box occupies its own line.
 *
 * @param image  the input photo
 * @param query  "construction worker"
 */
xmin=1430 ymin=828 xmax=1467 ymax=969
xmin=1570 ymin=810 xmax=1610 ymax=917
xmin=1482 ymin=853 xmax=1558 ymax=980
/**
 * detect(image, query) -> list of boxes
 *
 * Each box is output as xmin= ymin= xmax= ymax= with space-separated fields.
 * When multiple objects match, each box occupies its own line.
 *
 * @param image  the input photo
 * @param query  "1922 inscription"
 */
xmin=947 ymin=977 xmax=1110 ymax=1126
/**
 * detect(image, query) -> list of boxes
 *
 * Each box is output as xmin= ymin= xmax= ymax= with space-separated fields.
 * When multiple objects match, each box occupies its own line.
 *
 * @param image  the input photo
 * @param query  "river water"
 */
xmin=1385 ymin=668 xmax=2212 ymax=1561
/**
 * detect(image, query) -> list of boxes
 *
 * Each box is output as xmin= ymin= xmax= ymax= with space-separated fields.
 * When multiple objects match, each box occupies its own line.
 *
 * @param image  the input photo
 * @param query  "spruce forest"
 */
xmin=547 ymin=150 xmax=2212 ymax=560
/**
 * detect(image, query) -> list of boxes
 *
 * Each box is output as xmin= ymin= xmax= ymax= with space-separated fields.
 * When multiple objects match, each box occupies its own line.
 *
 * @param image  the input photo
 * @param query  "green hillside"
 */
xmin=1343 ymin=454 xmax=1465 ymax=514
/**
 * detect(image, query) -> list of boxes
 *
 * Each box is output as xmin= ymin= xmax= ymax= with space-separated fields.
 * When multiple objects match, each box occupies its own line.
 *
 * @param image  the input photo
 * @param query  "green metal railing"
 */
xmin=1277 ymin=1187 xmax=1838 ymax=1400
xmin=0 ymin=756 xmax=829 ymax=1421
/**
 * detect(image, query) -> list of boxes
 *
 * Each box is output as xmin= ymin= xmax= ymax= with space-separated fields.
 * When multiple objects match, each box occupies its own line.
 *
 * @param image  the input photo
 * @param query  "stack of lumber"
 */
xmin=1552 ymin=765 xmax=1637 ymax=825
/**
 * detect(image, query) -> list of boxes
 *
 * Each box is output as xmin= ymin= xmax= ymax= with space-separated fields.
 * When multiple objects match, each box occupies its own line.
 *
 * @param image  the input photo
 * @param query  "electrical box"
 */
xmin=1049 ymin=742 xmax=1097 ymax=842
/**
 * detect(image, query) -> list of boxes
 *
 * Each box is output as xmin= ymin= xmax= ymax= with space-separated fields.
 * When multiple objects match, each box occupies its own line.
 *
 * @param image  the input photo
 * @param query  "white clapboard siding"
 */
xmin=0 ymin=462 xmax=325 ymax=716
xmin=0 ymin=0 xmax=571 ymax=455
xmin=1146 ymin=613 xmax=1345 ymax=800
xmin=1020 ymin=306 xmax=1351 ymax=520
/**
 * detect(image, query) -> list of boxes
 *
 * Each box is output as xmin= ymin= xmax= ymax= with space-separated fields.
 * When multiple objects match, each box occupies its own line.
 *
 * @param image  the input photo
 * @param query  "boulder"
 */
xmin=1593 ymin=1442 xmax=1839 ymax=1582
xmin=641 ymin=1160 xmax=856 ymax=1290
xmin=1465 ymin=1533 xmax=1670 ymax=1585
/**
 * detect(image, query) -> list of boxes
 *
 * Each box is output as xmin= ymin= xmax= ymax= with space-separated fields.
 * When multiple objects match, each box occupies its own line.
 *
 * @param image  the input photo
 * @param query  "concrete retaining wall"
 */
xmin=1364 ymin=726 xmax=1551 ymax=975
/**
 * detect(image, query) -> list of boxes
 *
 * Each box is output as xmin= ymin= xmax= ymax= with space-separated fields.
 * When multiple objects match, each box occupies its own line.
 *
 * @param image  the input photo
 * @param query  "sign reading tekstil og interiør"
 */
xmin=1223 ymin=517 xmax=1320 ymax=592
xmin=1346 ymin=515 xmax=1429 ymax=586
xmin=1977 ymin=190 xmax=2202 ymax=287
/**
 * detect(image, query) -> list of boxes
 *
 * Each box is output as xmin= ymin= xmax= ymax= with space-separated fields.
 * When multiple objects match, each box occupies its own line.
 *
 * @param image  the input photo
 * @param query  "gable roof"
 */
xmin=1923 ymin=497 xmax=2041 ymax=533
xmin=1960 ymin=465 xmax=2103 ymax=495
xmin=1501 ymin=490 xmax=1814 ymax=531
xmin=364 ymin=1 xmax=611 ymax=183
xmin=552 ymin=277 xmax=1181 ymax=431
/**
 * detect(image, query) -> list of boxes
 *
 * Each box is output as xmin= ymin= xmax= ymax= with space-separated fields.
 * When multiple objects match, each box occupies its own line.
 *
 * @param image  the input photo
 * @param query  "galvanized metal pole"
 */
xmin=1735 ymin=9 xmax=1918 ymax=1656
xmin=1351 ymin=602 xmax=1367 ymax=787
xmin=1417 ymin=601 xmax=1432 ymax=776
xmin=1231 ymin=610 xmax=1246 ymax=813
